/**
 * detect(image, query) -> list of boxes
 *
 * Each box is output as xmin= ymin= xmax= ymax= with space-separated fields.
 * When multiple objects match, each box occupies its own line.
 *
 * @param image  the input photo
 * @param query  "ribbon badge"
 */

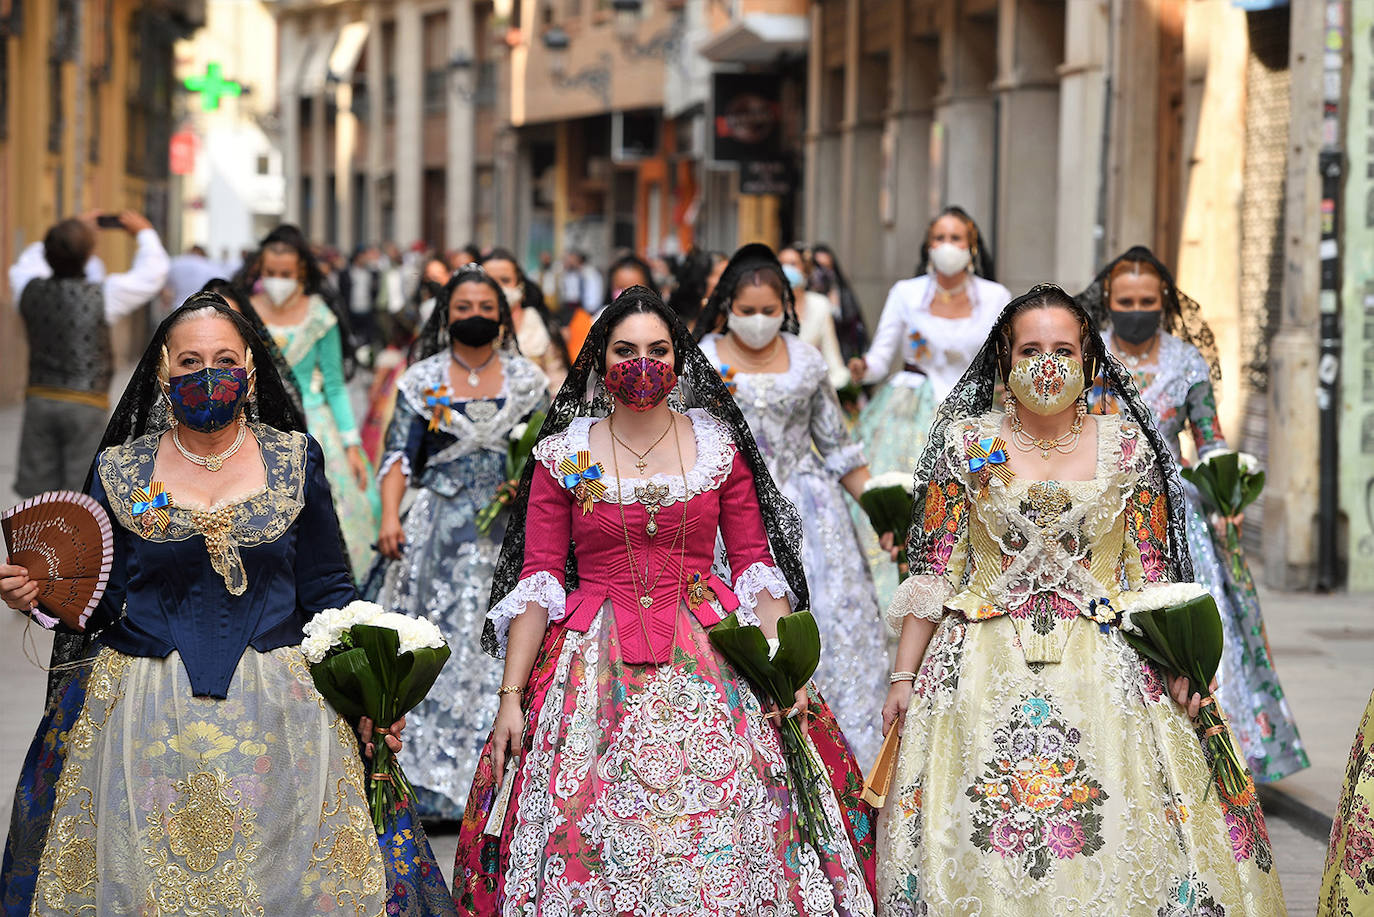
xmin=132 ymin=482 xmax=173 ymax=536
xmin=557 ymin=451 xmax=606 ymax=514
xmin=909 ymin=331 xmax=932 ymax=363
xmin=686 ymin=571 xmax=719 ymax=611
xmin=967 ymin=436 xmax=1014 ymax=485
xmin=718 ymin=364 xmax=738 ymax=395
xmin=424 ymin=386 xmax=453 ymax=431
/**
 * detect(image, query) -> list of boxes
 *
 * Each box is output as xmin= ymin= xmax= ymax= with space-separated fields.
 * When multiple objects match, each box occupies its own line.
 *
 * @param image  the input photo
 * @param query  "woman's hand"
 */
xmin=0 ymin=563 xmax=37 ymax=612
xmin=347 ymin=445 xmax=370 ymax=490
xmin=882 ymin=680 xmax=914 ymax=737
xmin=1169 ymin=676 xmax=1204 ymax=719
xmin=377 ymin=513 xmax=406 ymax=559
xmin=359 ymin=715 xmax=406 ymax=759
xmin=1211 ymin=512 xmax=1244 ymax=542
xmin=847 ymin=357 xmax=867 ymax=385
xmin=492 ymin=695 xmax=525 ymax=783
xmin=782 ymin=685 xmax=811 ymax=736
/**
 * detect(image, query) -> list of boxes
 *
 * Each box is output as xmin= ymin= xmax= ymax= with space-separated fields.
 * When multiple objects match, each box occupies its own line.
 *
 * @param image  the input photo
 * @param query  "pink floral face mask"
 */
xmin=604 ymin=357 xmax=677 ymax=412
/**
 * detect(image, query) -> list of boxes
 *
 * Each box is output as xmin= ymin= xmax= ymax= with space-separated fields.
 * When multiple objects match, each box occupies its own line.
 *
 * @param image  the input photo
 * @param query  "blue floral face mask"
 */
xmin=166 ymin=367 xmax=252 ymax=432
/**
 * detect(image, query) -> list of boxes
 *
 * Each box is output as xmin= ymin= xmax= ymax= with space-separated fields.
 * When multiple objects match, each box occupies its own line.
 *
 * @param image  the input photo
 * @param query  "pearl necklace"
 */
xmin=173 ymin=415 xmax=247 ymax=472
xmin=1009 ymin=401 xmax=1086 ymax=460
xmin=932 ymin=277 xmax=970 ymax=301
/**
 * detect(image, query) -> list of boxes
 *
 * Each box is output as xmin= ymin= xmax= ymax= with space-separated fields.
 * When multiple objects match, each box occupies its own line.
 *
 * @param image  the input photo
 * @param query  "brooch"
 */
xmin=686 ymin=572 xmax=718 ymax=611
xmin=967 ymin=436 xmax=1014 ymax=485
xmin=424 ymin=385 xmax=453 ymax=431
xmin=557 ymin=451 xmax=606 ymax=514
xmin=718 ymin=364 xmax=737 ymax=395
xmin=131 ymin=483 xmax=173 ymax=536
xmin=909 ymin=331 xmax=931 ymax=362
xmin=1087 ymin=596 xmax=1124 ymax=634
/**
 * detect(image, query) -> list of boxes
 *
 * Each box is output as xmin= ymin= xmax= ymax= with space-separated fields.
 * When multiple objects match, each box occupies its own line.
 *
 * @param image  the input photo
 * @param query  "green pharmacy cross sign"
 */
xmin=184 ymin=62 xmax=242 ymax=111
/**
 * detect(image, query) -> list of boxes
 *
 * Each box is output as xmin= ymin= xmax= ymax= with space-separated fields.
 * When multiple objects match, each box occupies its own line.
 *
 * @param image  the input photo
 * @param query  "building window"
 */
xmin=381 ymin=19 xmax=397 ymax=120
xmin=257 ymin=155 xmax=270 ymax=175
xmin=422 ymin=11 xmax=448 ymax=113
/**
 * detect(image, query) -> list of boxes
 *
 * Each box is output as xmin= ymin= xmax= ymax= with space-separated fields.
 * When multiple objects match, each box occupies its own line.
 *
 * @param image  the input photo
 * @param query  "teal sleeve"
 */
xmin=316 ymin=324 xmax=361 ymax=445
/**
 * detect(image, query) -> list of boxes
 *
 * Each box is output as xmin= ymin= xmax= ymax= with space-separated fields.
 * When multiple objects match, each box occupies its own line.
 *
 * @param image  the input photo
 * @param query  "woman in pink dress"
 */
xmin=451 ymin=286 xmax=877 ymax=915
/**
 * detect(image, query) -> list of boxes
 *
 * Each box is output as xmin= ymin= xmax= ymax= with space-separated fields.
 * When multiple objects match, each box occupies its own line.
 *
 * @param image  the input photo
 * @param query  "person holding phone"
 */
xmin=7 ymin=209 xmax=169 ymax=496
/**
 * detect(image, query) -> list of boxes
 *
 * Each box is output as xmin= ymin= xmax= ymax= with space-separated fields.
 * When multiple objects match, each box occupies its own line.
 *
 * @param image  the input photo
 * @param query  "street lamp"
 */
xmin=448 ymin=50 xmax=476 ymax=102
xmin=542 ymin=26 xmax=570 ymax=78
xmin=611 ymin=0 xmax=641 ymax=41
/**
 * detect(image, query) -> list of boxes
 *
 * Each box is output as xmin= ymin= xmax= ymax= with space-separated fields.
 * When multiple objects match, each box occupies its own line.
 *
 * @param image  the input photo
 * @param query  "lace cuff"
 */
xmin=487 ymin=571 xmax=566 ymax=651
xmin=377 ymin=451 xmax=411 ymax=483
xmin=732 ymin=562 xmax=797 ymax=626
xmin=823 ymin=442 xmax=867 ymax=479
xmin=884 ymin=574 xmax=951 ymax=634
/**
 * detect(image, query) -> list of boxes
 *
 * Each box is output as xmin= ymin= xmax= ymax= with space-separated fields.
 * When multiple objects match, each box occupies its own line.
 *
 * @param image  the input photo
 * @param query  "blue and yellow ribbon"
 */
xmin=967 ymin=436 xmax=1014 ymax=484
xmin=718 ymin=364 xmax=738 ymax=395
xmin=556 ymin=451 xmax=606 ymax=514
xmin=132 ymin=483 xmax=172 ymax=535
xmin=909 ymin=331 xmax=931 ymax=362
xmin=424 ymin=386 xmax=453 ymax=431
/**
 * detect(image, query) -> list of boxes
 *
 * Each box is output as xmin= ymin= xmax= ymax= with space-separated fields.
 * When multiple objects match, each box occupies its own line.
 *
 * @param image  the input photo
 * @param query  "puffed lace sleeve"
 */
xmin=805 ymin=348 xmax=866 ymax=478
xmin=885 ymin=431 xmax=969 ymax=634
xmin=486 ymin=454 xmax=572 ymax=651
xmin=719 ymin=448 xmax=797 ymax=625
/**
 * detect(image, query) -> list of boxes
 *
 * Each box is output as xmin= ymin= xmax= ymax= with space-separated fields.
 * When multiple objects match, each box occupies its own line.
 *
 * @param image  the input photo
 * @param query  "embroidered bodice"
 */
xmin=380 ymin=350 xmax=548 ymax=499
xmin=91 ymin=425 xmax=356 ymax=697
xmin=1100 ymin=330 xmax=1225 ymax=464
xmin=488 ymin=409 xmax=794 ymax=664
xmin=889 ymin=412 xmax=1173 ymax=664
xmin=861 ymin=274 xmax=1011 ymax=397
xmin=700 ymin=333 xmax=865 ymax=487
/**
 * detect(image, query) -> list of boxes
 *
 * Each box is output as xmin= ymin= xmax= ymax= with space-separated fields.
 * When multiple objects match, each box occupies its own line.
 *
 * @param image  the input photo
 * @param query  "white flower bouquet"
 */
xmin=1181 ymin=450 xmax=1265 ymax=570
xmin=859 ymin=473 xmax=916 ymax=581
xmin=302 ymin=600 xmax=451 ymax=831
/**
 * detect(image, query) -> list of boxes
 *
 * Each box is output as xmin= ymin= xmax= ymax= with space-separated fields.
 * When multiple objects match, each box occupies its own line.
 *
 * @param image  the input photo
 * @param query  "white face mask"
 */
xmin=261 ymin=276 xmax=299 ymax=307
xmin=730 ymin=312 xmax=784 ymax=350
xmin=502 ymin=284 xmax=524 ymax=308
xmin=928 ymin=242 xmax=972 ymax=278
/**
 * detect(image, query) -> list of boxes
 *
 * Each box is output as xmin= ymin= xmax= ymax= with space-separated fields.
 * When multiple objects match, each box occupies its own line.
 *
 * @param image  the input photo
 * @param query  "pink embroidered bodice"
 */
xmin=489 ymin=409 xmax=793 ymax=664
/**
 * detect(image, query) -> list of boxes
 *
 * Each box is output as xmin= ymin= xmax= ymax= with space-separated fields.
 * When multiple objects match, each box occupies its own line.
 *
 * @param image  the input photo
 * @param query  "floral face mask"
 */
xmin=1007 ymin=352 xmax=1085 ymax=416
xmin=604 ymin=357 xmax=677 ymax=412
xmin=166 ymin=367 xmax=252 ymax=432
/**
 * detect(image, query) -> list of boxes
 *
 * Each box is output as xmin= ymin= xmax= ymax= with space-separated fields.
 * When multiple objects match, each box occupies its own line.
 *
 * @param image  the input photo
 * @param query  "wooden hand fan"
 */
xmin=861 ymin=722 xmax=902 ymax=808
xmin=2 ymin=490 xmax=114 ymax=631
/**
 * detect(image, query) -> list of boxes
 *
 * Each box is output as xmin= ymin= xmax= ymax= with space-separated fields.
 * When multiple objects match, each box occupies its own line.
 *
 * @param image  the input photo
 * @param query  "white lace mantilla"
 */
xmin=885 ymin=573 xmax=953 ymax=634
xmin=487 ymin=570 xmax=567 ymax=651
xmin=534 ymin=408 xmax=736 ymax=506
xmin=732 ymin=561 xmax=796 ymax=626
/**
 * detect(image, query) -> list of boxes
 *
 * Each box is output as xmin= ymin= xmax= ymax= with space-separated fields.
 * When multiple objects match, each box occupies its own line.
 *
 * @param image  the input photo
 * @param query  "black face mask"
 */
xmin=449 ymin=316 xmax=501 ymax=347
xmin=1109 ymin=309 xmax=1162 ymax=345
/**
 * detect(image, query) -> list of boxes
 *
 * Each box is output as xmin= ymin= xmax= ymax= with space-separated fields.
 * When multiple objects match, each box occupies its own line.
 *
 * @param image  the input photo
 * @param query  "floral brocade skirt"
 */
xmin=851 ymin=377 xmax=938 ymax=611
xmin=1319 ymin=689 xmax=1374 ymax=917
xmin=876 ymin=614 xmax=1287 ymax=916
xmin=23 ymin=647 xmax=388 ymax=917
xmin=452 ymin=604 xmax=879 ymax=916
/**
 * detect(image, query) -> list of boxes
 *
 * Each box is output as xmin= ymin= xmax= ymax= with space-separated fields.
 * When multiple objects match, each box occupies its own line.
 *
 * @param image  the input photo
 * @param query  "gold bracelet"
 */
xmin=498 ymin=684 xmax=524 ymax=697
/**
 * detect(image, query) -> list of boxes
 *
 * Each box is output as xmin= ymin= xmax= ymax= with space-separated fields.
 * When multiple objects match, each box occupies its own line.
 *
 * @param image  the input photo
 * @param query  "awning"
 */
xmin=328 ymin=21 xmax=370 ymax=85
xmin=298 ymin=28 xmax=341 ymax=97
xmin=697 ymin=14 xmax=809 ymax=64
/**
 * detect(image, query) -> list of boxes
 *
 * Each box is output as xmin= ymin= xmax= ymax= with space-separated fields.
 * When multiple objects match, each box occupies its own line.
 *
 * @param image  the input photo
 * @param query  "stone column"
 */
xmin=446 ymin=0 xmax=475 ymax=249
xmin=883 ymin=7 xmax=937 ymax=283
xmin=365 ymin=3 xmax=384 ymax=244
xmin=280 ymin=16 xmax=303 ymax=224
xmin=803 ymin=1 xmax=824 ymax=243
xmin=394 ymin=0 xmax=424 ymax=245
xmin=334 ymin=15 xmax=357 ymax=253
xmin=993 ymin=0 xmax=1062 ymax=295
xmin=310 ymin=79 xmax=328 ymax=243
xmin=934 ymin=1 xmax=998 ymax=249
xmin=837 ymin=0 xmax=861 ymax=264
xmin=1264 ymin=0 xmax=1324 ymax=588
xmin=1053 ymin=0 xmax=1108 ymax=289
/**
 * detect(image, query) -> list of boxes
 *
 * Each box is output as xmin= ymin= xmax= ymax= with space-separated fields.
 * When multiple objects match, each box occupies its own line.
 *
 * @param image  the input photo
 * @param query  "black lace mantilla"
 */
xmin=691 ymin=243 xmax=800 ymax=342
xmin=482 ymin=284 xmax=810 ymax=658
xmin=1075 ymin=245 xmax=1220 ymax=384
xmin=907 ymin=283 xmax=1195 ymax=586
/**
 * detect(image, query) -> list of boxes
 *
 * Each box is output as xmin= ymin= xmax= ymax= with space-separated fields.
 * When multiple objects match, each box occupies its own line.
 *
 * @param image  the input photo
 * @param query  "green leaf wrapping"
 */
xmin=858 ymin=486 xmax=914 ymax=541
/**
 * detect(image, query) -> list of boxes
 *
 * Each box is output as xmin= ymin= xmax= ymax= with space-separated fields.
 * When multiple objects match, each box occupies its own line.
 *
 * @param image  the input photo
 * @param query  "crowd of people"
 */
xmin=0 ymin=206 xmax=1370 ymax=917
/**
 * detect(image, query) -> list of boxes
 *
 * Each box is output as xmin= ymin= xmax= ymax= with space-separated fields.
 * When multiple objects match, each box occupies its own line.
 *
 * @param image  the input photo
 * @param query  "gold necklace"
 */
xmin=610 ymin=413 xmax=675 ymax=473
xmin=1009 ymin=400 xmax=1086 ymax=460
xmin=724 ymin=334 xmax=782 ymax=372
xmin=173 ymin=415 xmax=247 ymax=473
xmin=610 ymin=416 xmax=690 ymax=622
xmin=932 ymin=277 xmax=970 ymax=301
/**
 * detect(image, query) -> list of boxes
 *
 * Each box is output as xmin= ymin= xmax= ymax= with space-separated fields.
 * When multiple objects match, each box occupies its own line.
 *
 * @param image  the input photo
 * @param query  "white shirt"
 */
xmin=9 ymin=228 xmax=170 ymax=325
xmin=861 ymin=273 xmax=1011 ymax=399
xmin=795 ymin=289 xmax=850 ymax=391
xmin=166 ymin=252 xmax=229 ymax=309
xmin=579 ymin=265 xmax=605 ymax=315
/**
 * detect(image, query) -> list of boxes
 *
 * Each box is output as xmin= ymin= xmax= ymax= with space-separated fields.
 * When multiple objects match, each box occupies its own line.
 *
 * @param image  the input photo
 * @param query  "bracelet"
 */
xmin=498 ymin=684 xmax=524 ymax=697
xmin=890 ymin=671 xmax=917 ymax=684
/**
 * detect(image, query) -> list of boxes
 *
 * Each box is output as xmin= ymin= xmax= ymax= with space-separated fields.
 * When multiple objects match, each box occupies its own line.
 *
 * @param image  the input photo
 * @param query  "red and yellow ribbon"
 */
xmin=424 ymin=385 xmax=453 ymax=431
xmin=131 ymin=482 xmax=173 ymax=536
xmin=556 ymin=451 xmax=606 ymax=514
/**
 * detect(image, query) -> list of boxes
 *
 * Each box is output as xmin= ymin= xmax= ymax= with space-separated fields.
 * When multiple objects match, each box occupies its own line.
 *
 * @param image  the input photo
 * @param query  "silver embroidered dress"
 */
xmin=1104 ymin=330 xmax=1308 ymax=782
xmin=362 ymin=350 xmax=548 ymax=819
xmin=702 ymin=332 xmax=887 ymax=764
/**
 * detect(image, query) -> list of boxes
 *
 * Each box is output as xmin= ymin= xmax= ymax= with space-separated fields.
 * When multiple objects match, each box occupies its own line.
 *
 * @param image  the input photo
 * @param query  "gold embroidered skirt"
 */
xmin=30 ymin=646 xmax=386 ymax=917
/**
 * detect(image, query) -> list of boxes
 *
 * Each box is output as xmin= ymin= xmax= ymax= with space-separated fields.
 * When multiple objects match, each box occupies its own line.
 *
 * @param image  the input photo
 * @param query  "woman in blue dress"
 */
xmin=0 ymin=294 xmax=455 ymax=916
xmin=363 ymin=264 xmax=549 ymax=821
